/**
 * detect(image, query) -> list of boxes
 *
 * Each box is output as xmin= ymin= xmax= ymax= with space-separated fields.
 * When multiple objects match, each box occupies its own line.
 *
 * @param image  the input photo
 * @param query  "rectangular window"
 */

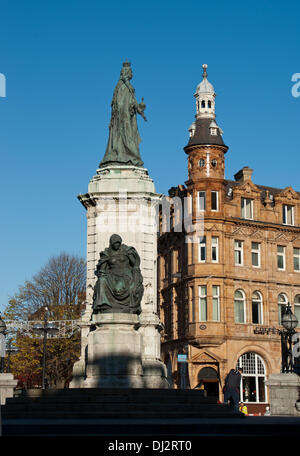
xmin=199 ymin=286 xmax=207 ymax=321
xmin=283 ymin=205 xmax=294 ymax=226
xmin=241 ymin=198 xmax=253 ymax=219
xmin=198 ymin=236 xmax=206 ymax=262
xmin=211 ymin=236 xmax=219 ymax=262
xmin=211 ymin=191 xmax=218 ymax=211
xmin=277 ymin=245 xmax=285 ymax=270
xmin=294 ymin=248 xmax=300 ymax=271
xmin=198 ymin=191 xmax=206 ymax=211
xmin=251 ymin=242 xmax=261 ymax=267
xmin=212 ymin=285 xmax=220 ymax=321
xmin=234 ymin=240 xmax=243 ymax=266
xmin=190 ymin=286 xmax=195 ymax=322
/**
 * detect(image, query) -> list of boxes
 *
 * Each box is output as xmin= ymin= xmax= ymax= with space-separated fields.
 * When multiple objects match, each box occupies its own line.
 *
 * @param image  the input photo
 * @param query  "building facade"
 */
xmin=158 ymin=65 xmax=300 ymax=414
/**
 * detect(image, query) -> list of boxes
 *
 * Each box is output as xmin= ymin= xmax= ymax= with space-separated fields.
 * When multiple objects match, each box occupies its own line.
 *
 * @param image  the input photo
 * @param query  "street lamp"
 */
xmin=0 ymin=313 xmax=7 ymax=373
xmin=33 ymin=307 xmax=58 ymax=389
xmin=280 ymin=303 xmax=298 ymax=373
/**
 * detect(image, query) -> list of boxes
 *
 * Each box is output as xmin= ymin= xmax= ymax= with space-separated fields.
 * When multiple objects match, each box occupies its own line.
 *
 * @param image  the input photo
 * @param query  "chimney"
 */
xmin=234 ymin=166 xmax=253 ymax=183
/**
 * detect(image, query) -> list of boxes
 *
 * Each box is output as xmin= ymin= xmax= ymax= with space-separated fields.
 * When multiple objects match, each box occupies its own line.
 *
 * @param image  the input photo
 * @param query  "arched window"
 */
xmin=294 ymin=295 xmax=300 ymax=328
xmin=252 ymin=291 xmax=263 ymax=324
xmin=278 ymin=293 xmax=288 ymax=325
xmin=207 ymin=100 xmax=211 ymax=108
xmin=234 ymin=289 xmax=246 ymax=323
xmin=237 ymin=352 xmax=267 ymax=403
xmin=201 ymin=100 xmax=205 ymax=108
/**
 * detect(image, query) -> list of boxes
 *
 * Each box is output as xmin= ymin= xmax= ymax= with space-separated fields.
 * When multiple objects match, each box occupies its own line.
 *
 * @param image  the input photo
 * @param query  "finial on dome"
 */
xmin=202 ymin=64 xmax=208 ymax=78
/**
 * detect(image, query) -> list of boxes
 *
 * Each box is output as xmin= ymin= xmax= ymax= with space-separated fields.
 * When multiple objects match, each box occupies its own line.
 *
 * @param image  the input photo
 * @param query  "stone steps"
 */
xmin=1 ymin=388 xmax=244 ymax=435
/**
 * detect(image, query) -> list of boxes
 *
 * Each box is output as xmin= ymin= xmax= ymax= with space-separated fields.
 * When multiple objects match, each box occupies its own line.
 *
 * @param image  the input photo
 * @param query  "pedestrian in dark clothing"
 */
xmin=223 ymin=367 xmax=243 ymax=411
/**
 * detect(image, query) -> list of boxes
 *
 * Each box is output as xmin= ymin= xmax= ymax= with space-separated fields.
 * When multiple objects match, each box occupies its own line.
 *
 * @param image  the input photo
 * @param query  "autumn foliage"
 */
xmin=4 ymin=252 xmax=86 ymax=388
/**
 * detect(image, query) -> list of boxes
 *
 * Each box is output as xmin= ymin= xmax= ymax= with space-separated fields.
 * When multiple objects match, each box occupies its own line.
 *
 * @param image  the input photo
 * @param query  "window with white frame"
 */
xmin=198 ymin=236 xmax=206 ymax=262
xmin=237 ymin=352 xmax=267 ymax=403
xmin=234 ymin=289 xmax=246 ymax=323
xmin=211 ymin=236 xmax=219 ymax=262
xmin=241 ymin=198 xmax=253 ymax=220
xmin=199 ymin=286 xmax=207 ymax=321
xmin=294 ymin=295 xmax=300 ymax=328
xmin=234 ymin=240 xmax=243 ymax=266
xmin=211 ymin=191 xmax=218 ymax=211
xmin=283 ymin=204 xmax=294 ymax=226
xmin=252 ymin=291 xmax=263 ymax=324
xmin=198 ymin=191 xmax=206 ymax=211
xmin=212 ymin=285 xmax=220 ymax=321
xmin=277 ymin=245 xmax=286 ymax=270
xmin=294 ymin=248 xmax=300 ymax=271
xmin=251 ymin=242 xmax=261 ymax=267
xmin=278 ymin=293 xmax=288 ymax=325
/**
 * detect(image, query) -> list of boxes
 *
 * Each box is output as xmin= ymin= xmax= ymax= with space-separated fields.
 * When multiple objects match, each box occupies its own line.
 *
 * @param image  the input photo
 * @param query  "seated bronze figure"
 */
xmin=92 ymin=234 xmax=143 ymax=314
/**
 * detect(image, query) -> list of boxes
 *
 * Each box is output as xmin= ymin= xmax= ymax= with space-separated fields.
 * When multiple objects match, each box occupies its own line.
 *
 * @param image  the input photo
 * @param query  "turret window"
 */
xmin=198 ymin=191 xmax=206 ymax=211
xmin=211 ymin=191 xmax=218 ymax=211
xmin=199 ymin=159 xmax=205 ymax=168
xmin=211 ymin=237 xmax=219 ymax=262
xmin=198 ymin=236 xmax=206 ymax=262
xmin=210 ymin=128 xmax=217 ymax=135
xmin=212 ymin=285 xmax=220 ymax=321
xmin=201 ymin=100 xmax=205 ymax=108
xmin=208 ymin=100 xmax=211 ymax=108
xmin=199 ymin=285 xmax=207 ymax=321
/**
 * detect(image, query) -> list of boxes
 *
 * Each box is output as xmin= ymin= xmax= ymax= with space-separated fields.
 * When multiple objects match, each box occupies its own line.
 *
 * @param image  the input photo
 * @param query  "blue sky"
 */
xmin=0 ymin=0 xmax=299 ymax=312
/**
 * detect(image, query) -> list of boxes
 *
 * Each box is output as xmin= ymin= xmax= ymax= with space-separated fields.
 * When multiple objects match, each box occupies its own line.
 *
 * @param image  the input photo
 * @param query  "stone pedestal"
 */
xmin=265 ymin=373 xmax=300 ymax=416
xmin=70 ymin=165 xmax=168 ymax=389
xmin=83 ymin=313 xmax=144 ymax=388
xmin=0 ymin=373 xmax=17 ymax=405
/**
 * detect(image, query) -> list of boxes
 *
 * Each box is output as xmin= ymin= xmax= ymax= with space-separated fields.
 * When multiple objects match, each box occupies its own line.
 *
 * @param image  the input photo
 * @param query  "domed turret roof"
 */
xmin=195 ymin=64 xmax=215 ymax=94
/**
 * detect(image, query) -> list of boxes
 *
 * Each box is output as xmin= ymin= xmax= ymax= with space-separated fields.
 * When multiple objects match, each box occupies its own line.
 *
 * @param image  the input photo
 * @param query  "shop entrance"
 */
xmin=197 ymin=367 xmax=219 ymax=399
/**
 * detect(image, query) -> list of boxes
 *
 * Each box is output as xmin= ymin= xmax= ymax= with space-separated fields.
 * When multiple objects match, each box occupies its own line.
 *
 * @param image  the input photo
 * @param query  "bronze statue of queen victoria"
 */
xmin=92 ymin=234 xmax=144 ymax=315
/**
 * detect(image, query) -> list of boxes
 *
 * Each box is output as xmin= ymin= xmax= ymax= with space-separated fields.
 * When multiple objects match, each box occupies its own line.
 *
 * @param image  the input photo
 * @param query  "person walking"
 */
xmin=223 ymin=367 xmax=243 ymax=411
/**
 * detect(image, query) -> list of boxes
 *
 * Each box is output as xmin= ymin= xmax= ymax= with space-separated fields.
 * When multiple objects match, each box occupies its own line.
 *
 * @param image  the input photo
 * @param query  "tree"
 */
xmin=4 ymin=252 xmax=86 ymax=388
xmin=5 ymin=252 xmax=86 ymax=321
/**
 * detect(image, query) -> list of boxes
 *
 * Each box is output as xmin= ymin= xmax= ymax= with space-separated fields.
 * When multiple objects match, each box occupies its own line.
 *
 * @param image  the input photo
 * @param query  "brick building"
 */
xmin=158 ymin=65 xmax=300 ymax=414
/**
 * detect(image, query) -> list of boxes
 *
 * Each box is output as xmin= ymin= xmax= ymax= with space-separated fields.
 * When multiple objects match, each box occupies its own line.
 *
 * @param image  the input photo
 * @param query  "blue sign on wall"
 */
xmin=177 ymin=354 xmax=188 ymax=363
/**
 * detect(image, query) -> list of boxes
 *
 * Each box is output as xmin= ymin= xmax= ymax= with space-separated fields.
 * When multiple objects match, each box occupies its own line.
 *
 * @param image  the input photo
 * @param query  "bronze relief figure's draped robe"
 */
xmin=100 ymin=74 xmax=144 ymax=168
xmin=92 ymin=242 xmax=143 ymax=314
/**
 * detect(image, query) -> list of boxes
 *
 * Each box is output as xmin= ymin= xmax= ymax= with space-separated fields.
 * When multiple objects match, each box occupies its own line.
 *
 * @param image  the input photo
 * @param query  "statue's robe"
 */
xmin=100 ymin=78 xmax=144 ymax=168
xmin=92 ymin=244 xmax=143 ymax=314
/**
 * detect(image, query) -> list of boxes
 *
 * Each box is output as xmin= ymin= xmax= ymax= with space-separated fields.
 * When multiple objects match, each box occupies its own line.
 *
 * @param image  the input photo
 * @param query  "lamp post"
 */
xmin=33 ymin=307 xmax=58 ymax=389
xmin=0 ymin=313 xmax=7 ymax=373
xmin=280 ymin=303 xmax=298 ymax=373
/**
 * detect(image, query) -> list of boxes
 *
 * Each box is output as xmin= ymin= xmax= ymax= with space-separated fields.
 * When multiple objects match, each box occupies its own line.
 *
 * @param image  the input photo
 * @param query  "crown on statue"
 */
xmin=123 ymin=60 xmax=131 ymax=67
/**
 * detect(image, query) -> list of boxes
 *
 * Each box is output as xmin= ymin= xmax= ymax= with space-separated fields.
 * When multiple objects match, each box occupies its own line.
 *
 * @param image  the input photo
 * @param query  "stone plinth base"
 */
xmin=83 ymin=313 xmax=144 ymax=388
xmin=265 ymin=373 xmax=300 ymax=416
xmin=0 ymin=373 xmax=18 ymax=405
